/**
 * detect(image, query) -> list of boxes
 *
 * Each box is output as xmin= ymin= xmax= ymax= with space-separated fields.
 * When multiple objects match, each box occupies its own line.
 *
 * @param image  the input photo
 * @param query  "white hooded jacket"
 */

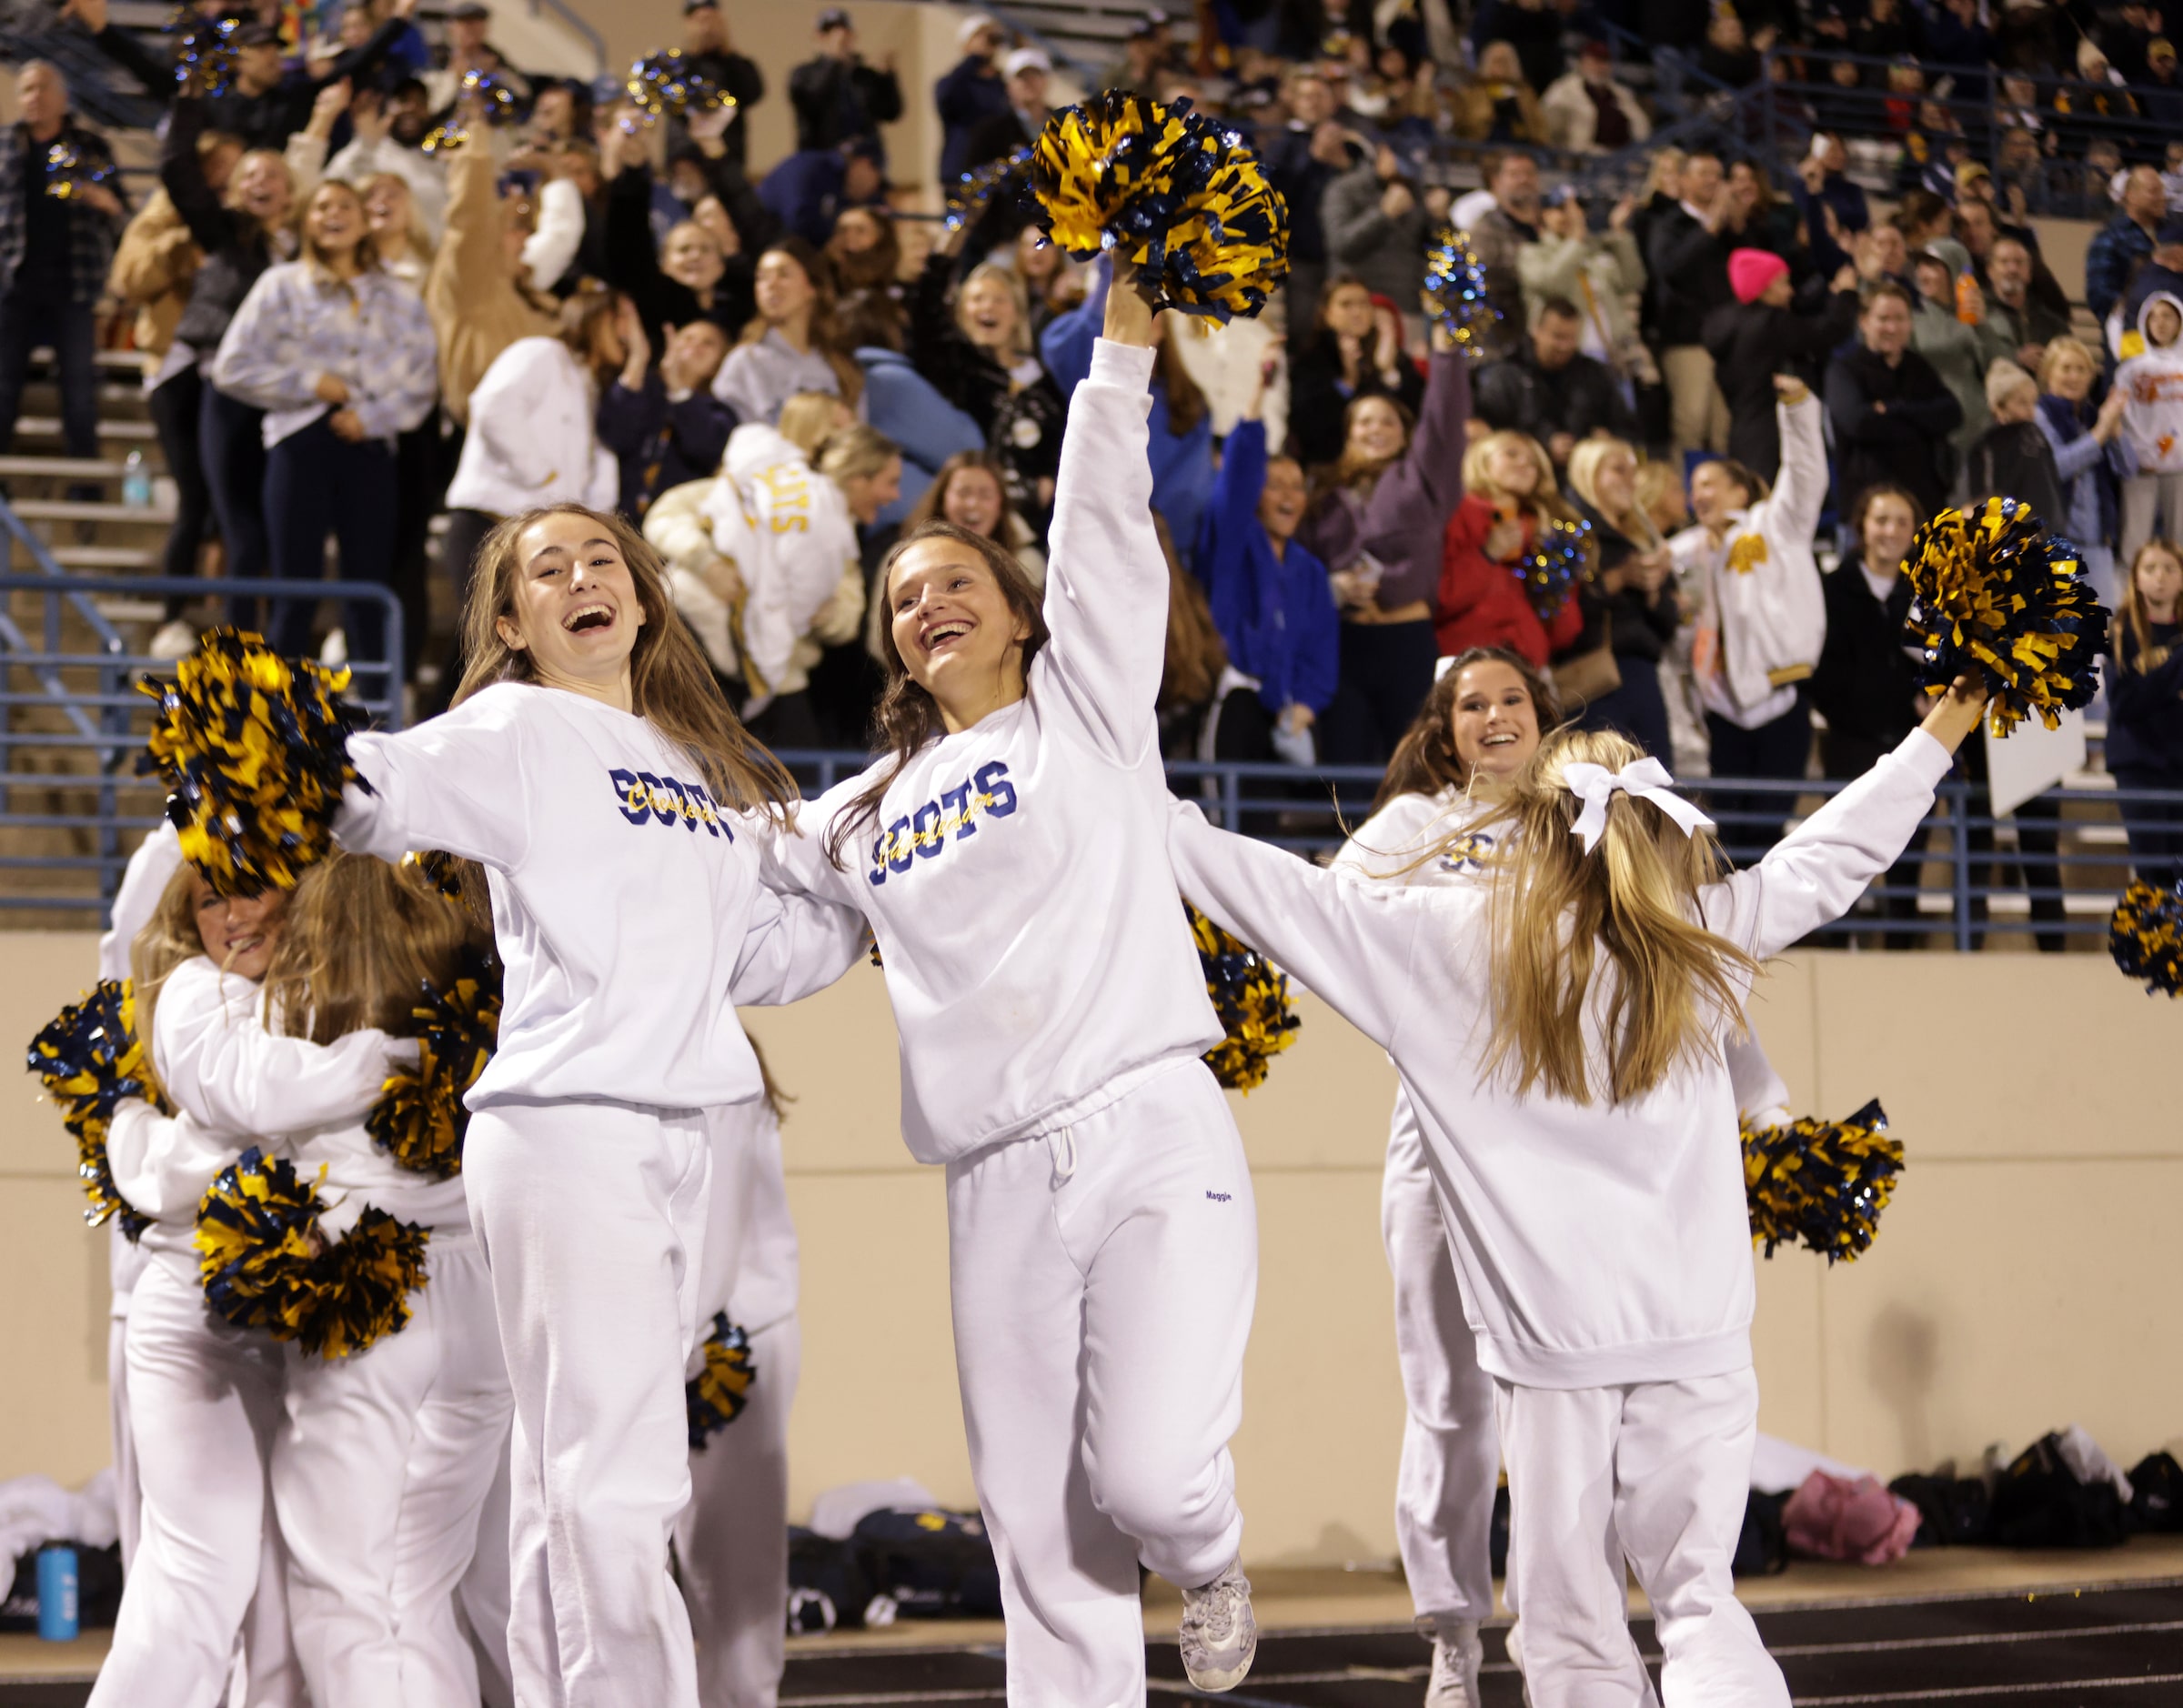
xmin=443 ymin=336 xmax=618 ymax=519
xmin=2118 ymin=291 xmax=2183 ymax=474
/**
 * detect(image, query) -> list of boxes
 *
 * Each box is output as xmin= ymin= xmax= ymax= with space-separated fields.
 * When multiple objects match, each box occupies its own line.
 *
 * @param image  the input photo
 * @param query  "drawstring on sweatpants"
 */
xmin=1047 ymin=1125 xmax=1077 ymax=1188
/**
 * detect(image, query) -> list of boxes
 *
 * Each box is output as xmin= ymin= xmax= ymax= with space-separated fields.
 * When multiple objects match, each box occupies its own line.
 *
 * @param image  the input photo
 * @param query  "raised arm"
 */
xmin=1035 ymin=266 xmax=1166 ymax=764
xmin=1167 ymin=800 xmax=1427 ymax=1050
xmin=336 ymin=689 xmax=536 ymax=873
xmin=1766 ymin=383 xmax=1827 ymax=547
xmin=1394 ymin=347 xmax=1474 ymax=521
xmin=159 ymin=94 xmax=232 ymax=253
xmin=1705 ymin=686 xmax=1983 ymax=960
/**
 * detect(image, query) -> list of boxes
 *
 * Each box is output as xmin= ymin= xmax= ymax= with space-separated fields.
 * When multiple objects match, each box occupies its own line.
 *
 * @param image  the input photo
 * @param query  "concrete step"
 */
xmin=8 ymin=498 xmax=175 ymax=525
xmin=0 ymin=457 xmax=130 ymax=481
xmin=28 ymin=349 xmax=145 ymax=373
xmin=55 ymin=546 xmax=160 ymax=571
xmin=14 ymin=417 xmax=156 ymax=443
xmin=94 ymin=595 xmax=168 ymax=622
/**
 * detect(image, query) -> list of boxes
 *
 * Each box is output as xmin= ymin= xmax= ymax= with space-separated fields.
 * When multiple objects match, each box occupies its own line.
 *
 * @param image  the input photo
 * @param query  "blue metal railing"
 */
xmin=0 ymin=571 xmax=403 ymax=912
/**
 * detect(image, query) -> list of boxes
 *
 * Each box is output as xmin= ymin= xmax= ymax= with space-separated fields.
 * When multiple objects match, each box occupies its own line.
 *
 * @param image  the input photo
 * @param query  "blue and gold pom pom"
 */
xmin=1903 ymin=497 xmax=2108 ymax=737
xmin=423 ymin=66 xmax=527 ymax=153
xmin=169 ymin=10 xmax=240 ymax=96
xmin=687 ymin=1311 xmax=757 ymax=1448
xmin=2108 ymin=876 xmax=2182 ymax=996
xmin=1189 ymin=903 xmax=1300 ymax=1092
xmin=138 ymin=628 xmax=368 ymax=898
xmin=1422 ymin=229 xmax=1502 ymax=362
xmin=1512 ymin=516 xmax=1592 ymax=621
xmin=26 ymin=980 xmax=158 ymax=1241
xmin=945 ymin=147 xmax=1031 ymax=234
xmin=1743 ymin=1099 xmax=1905 ymax=1263
xmin=366 ymin=948 xmax=502 ymax=1180
xmin=627 ymin=49 xmax=740 ymax=119
xmin=196 ymin=1148 xmax=429 ymax=1359
xmin=1028 ymin=92 xmax=1287 ymax=321
xmin=42 ymin=141 xmax=117 ymax=204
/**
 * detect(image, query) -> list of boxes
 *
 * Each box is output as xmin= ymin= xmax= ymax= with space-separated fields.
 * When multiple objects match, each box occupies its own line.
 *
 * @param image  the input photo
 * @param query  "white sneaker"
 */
xmin=1425 ymin=1620 xmax=1484 ymax=1707
xmin=148 ymin=619 xmax=197 ymax=662
xmin=318 ymin=627 xmax=348 ymax=668
xmin=1178 ymin=1559 xmax=1256 ymax=1692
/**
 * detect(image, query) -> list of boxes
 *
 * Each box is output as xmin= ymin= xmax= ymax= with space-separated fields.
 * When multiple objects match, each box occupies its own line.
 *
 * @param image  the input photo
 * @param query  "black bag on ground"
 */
xmin=0 ymin=1542 xmax=123 ymax=1632
xmin=2128 ymin=1452 xmax=2183 ymax=1533
xmin=851 ymin=1507 xmax=1003 ymax=1619
xmin=785 ymin=1526 xmax=877 ymax=1633
xmin=1989 ymin=1434 xmax=2129 ymax=1549
xmin=1732 ymin=1490 xmax=1790 ymax=1577
xmin=1887 ymin=1472 xmax=1994 ymax=1547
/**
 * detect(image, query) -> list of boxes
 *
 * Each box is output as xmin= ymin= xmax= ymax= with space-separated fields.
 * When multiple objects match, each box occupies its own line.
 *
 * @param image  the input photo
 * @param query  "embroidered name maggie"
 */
xmin=868 ymin=760 xmax=1018 ymax=885
xmin=609 ymin=768 xmax=733 ymax=839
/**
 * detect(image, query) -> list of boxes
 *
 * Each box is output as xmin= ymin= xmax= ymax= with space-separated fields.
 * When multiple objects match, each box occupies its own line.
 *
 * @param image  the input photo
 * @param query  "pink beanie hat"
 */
xmin=1729 ymin=247 xmax=1791 ymax=304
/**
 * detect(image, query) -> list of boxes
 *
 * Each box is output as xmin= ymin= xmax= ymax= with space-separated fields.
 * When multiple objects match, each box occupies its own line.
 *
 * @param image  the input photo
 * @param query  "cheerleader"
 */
xmin=1168 ymin=680 xmax=1988 ymax=1706
xmin=1339 ymin=651 xmax=1789 ymax=1707
xmin=95 ymin=867 xmax=405 ymax=1708
xmin=245 ymin=853 xmax=515 ymax=1708
xmin=675 ymin=1048 xmax=800 ymax=1708
xmin=765 ymin=263 xmax=1261 ymax=1702
xmin=326 ymin=504 xmax=866 ymax=1708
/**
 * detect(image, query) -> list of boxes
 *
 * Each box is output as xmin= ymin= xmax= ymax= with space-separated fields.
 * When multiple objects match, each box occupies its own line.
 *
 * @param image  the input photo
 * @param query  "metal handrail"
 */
xmin=525 ymin=0 xmax=604 ymax=79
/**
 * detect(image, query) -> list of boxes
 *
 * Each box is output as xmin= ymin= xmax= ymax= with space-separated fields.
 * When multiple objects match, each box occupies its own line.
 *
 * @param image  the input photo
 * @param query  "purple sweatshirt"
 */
xmin=1295 ymin=349 xmax=1470 ymax=613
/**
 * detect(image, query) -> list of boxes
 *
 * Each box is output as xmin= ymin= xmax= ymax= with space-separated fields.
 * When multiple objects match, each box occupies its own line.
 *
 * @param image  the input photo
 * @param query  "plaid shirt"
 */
xmin=0 ymin=118 xmax=123 ymax=304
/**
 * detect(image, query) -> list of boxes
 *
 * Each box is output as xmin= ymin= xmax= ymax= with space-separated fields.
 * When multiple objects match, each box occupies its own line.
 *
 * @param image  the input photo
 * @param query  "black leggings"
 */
xmin=1318 ymin=618 xmax=1439 ymax=767
xmin=148 ymin=366 xmax=212 ymax=610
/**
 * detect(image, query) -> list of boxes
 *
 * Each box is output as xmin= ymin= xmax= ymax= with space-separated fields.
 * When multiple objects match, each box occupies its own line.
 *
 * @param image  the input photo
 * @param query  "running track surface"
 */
xmin=5 ymin=1579 xmax=2178 ymax=1705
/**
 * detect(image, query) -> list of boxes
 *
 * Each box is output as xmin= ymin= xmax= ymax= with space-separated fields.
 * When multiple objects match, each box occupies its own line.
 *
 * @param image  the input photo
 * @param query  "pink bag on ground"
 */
xmin=1782 ymin=1471 xmax=1924 ymax=1565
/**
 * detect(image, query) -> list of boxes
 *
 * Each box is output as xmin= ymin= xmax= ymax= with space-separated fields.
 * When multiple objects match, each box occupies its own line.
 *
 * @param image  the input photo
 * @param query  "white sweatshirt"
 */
xmin=115 ymin=956 xmax=405 ymax=1277
xmin=766 ymin=339 xmax=1222 ymax=1164
xmin=443 ymin=336 xmax=619 ymax=520
xmin=337 ymin=683 xmax=867 ymax=1113
xmin=700 ymin=424 xmax=862 ymax=703
xmin=1169 ymin=729 xmax=1954 ymax=1388
xmin=1672 ymin=393 xmax=1829 ymax=731
xmin=2118 ymin=292 xmax=2183 ymax=475
xmin=1335 ymin=784 xmax=1791 ymax=1120
xmin=96 ymin=819 xmax=182 ymax=985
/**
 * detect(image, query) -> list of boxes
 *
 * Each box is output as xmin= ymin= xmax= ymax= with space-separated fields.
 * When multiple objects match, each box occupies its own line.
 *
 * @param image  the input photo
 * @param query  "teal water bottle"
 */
xmin=36 ymin=1545 xmax=78 ymax=1641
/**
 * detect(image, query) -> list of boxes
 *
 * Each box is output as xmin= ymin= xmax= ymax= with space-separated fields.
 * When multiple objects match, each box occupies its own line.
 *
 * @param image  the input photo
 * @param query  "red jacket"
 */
xmin=1435 ymin=491 xmax=1584 ymax=667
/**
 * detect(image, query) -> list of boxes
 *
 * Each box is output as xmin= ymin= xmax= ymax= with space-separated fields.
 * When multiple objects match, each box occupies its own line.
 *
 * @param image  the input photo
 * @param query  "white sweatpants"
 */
xmin=466 ymin=1100 xmax=714 ymax=1708
xmin=1379 ymin=1090 xmax=1498 ymax=1633
xmin=92 ymin=1258 xmax=306 ymax=1708
xmin=676 ymin=1313 xmax=800 ymax=1708
xmin=273 ymin=1231 xmax=515 ymax=1708
xmin=945 ymin=1060 xmax=1257 ymax=1708
xmin=459 ymin=1435 xmax=517 ymax=1708
xmin=1494 ymin=1369 xmax=1787 ymax=1708
xmin=109 ymin=1226 xmax=148 ymax=1572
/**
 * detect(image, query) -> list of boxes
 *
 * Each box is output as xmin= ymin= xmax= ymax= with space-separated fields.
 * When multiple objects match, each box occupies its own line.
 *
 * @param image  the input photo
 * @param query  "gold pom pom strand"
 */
xmin=1189 ymin=902 xmax=1301 ymax=1092
xmin=366 ymin=946 xmax=503 ymax=1180
xmin=1743 ymin=1099 xmax=1905 ymax=1263
xmin=687 ymin=1311 xmax=757 ymax=1447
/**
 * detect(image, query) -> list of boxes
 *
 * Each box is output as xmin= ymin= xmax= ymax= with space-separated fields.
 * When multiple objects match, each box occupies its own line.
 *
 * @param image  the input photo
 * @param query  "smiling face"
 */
xmin=1346 ymin=396 xmax=1406 ymax=462
xmin=662 ymin=223 xmax=725 ymax=293
xmin=493 ymin=510 xmax=649 ymax=697
xmin=1859 ymin=491 xmax=1918 ymax=577
xmin=230 ymin=152 xmax=292 ymax=226
xmin=1689 ymin=460 xmax=1751 ymax=530
xmin=1451 ymin=659 xmax=1542 ymax=783
xmin=1861 ymin=290 xmax=1913 ymax=358
xmin=940 ymin=464 xmax=1004 ymax=537
xmin=189 ymin=871 xmax=287 ymax=980
xmin=753 ymin=249 xmax=817 ymax=326
xmin=887 ymin=535 xmax=1032 ymax=716
xmin=1486 ymin=438 xmax=1539 ymax=497
xmin=1590 ymin=445 xmax=1637 ymax=517
xmin=957 ymin=272 xmax=1020 ymax=350
xmin=305 ymin=182 xmax=366 ymax=260
xmin=1258 ymin=456 xmax=1307 ymax=544
xmin=2047 ymin=345 xmax=2094 ymax=403
xmin=363 ymin=174 xmax=411 ymax=241
xmin=1680 ymin=153 xmax=1724 ymax=210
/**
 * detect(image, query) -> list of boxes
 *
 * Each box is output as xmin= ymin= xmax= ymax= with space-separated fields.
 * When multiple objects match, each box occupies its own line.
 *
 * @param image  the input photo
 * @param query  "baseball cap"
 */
xmin=233 ymin=21 xmax=280 ymax=47
xmin=448 ymin=1 xmax=489 ymax=17
xmin=957 ymin=13 xmax=1001 ymax=46
xmin=816 ymin=8 xmax=851 ymax=32
xmin=1002 ymin=45 xmax=1051 ymax=76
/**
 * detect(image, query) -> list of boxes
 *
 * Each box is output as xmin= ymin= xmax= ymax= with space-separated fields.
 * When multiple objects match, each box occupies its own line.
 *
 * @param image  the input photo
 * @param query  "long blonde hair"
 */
xmin=260 ymin=853 xmax=488 ymax=1044
xmin=129 ymin=864 xmax=291 ymax=1104
xmin=453 ymin=503 xmax=797 ymax=822
xmin=1564 ymin=437 xmax=1660 ymax=548
xmin=1476 ymin=727 xmax=1755 ymax=1106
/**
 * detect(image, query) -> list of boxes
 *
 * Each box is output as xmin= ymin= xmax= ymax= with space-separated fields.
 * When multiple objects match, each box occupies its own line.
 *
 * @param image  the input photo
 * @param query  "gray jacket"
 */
xmin=1320 ymin=160 xmax=1428 ymax=311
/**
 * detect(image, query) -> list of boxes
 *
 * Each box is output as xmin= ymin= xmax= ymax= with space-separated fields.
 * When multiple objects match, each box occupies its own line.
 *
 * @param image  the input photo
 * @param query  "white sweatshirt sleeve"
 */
xmin=728 ymin=873 xmax=870 ymax=1006
xmin=1166 ymin=800 xmax=1426 ymax=1050
xmin=336 ymin=688 xmax=535 ymax=872
xmin=1766 ymin=391 xmax=1827 ymax=548
xmin=1725 ymin=1032 xmax=1790 ymax=1127
xmin=523 ymin=176 xmax=585 ymax=296
xmin=106 ymin=1100 xmax=249 ymax=1221
xmin=1703 ymin=729 xmax=1953 ymax=964
xmin=97 ymin=820 xmax=184 ymax=985
xmin=153 ymin=959 xmax=406 ymax=1140
xmin=1036 ymin=338 xmax=1167 ymax=766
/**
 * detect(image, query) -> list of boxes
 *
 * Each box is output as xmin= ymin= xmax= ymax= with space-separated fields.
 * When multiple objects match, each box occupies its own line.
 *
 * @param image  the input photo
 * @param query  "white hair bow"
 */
xmin=1563 ymin=757 xmax=1715 ymax=855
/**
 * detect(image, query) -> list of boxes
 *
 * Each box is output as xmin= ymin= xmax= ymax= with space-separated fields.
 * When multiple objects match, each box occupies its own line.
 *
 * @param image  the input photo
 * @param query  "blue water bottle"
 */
xmin=36 ymin=1545 xmax=78 ymax=1641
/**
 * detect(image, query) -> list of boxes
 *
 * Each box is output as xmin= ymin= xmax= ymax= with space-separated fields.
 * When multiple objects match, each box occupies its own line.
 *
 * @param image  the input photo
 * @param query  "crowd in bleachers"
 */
xmin=4 ymin=0 xmax=2181 ymax=900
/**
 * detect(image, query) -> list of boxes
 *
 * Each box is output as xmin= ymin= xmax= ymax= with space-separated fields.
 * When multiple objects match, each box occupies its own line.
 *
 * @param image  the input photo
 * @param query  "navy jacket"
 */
xmin=1197 ymin=419 xmax=1339 ymax=717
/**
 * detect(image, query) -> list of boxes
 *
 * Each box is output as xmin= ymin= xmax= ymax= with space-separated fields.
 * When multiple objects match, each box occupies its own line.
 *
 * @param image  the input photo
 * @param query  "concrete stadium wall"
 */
xmin=4 ymin=932 xmax=2177 ymax=1566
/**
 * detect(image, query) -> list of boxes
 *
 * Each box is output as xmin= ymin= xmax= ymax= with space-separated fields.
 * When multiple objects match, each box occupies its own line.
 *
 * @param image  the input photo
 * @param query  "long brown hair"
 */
xmin=905 ymin=451 xmax=1025 ymax=541
xmin=1375 ymin=647 xmax=1561 ymax=810
xmin=1155 ymin=335 xmax=1208 ymax=437
xmin=1323 ymin=390 xmax=1416 ymax=497
xmin=2116 ymin=537 xmax=2183 ymax=674
xmin=299 ymin=178 xmax=383 ymax=281
xmin=740 ymin=236 xmax=864 ymax=410
xmin=1157 ymin=511 xmax=1227 ymax=714
xmin=821 ymin=519 xmax=1049 ymax=866
xmin=1476 ymin=726 xmax=1756 ymax=1106
xmin=130 ymin=865 xmax=291 ymax=1104
xmin=453 ymin=503 xmax=797 ymax=822
xmin=261 ymin=853 xmax=487 ymax=1043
